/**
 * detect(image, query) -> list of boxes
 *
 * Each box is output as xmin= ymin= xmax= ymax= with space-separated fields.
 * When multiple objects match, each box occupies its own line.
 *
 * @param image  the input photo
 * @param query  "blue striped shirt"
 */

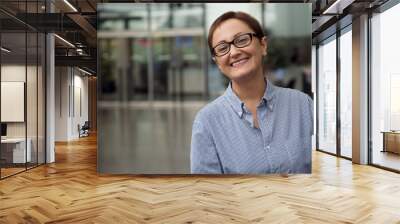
xmin=190 ymin=80 xmax=313 ymax=174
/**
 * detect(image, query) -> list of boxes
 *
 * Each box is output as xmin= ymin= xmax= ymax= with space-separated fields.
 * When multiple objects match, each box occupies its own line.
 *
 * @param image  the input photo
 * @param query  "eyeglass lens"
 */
xmin=214 ymin=33 xmax=252 ymax=56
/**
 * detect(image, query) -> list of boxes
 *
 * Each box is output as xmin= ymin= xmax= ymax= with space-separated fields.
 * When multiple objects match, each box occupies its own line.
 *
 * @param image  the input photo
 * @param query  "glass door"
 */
xmin=339 ymin=27 xmax=352 ymax=158
xmin=317 ymin=35 xmax=337 ymax=155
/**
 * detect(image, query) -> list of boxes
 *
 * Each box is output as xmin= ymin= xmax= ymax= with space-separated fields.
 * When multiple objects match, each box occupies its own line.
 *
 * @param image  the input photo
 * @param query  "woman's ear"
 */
xmin=261 ymin=36 xmax=267 ymax=56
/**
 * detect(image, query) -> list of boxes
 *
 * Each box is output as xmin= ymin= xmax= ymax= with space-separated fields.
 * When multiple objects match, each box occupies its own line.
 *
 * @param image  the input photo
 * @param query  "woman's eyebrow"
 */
xmin=233 ymin=32 xmax=245 ymax=38
xmin=215 ymin=32 xmax=246 ymax=46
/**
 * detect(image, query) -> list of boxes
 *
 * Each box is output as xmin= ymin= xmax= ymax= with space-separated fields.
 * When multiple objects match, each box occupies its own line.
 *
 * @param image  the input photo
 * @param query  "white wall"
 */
xmin=1 ymin=65 xmax=26 ymax=81
xmin=55 ymin=66 xmax=69 ymax=141
xmin=1 ymin=82 xmax=25 ymax=122
xmin=55 ymin=67 xmax=89 ymax=141
xmin=72 ymin=72 xmax=89 ymax=138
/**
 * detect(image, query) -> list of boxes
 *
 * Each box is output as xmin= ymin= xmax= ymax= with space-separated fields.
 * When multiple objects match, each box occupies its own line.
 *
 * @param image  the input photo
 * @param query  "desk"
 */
xmin=1 ymin=138 xmax=31 ymax=163
xmin=381 ymin=131 xmax=400 ymax=154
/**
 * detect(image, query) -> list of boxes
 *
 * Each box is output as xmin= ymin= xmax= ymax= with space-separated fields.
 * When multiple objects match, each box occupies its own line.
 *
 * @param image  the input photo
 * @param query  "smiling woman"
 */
xmin=190 ymin=11 xmax=313 ymax=174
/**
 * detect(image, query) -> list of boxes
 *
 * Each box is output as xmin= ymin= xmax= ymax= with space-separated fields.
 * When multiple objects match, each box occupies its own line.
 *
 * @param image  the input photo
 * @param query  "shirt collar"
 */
xmin=224 ymin=78 xmax=276 ymax=118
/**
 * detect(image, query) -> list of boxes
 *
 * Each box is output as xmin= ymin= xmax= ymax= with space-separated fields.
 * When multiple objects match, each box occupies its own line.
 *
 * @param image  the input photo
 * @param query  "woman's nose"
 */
xmin=229 ymin=45 xmax=242 ymax=57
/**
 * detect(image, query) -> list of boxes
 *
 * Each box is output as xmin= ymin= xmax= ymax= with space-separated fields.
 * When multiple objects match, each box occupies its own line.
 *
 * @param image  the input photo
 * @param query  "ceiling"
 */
xmin=0 ymin=0 xmax=393 ymax=75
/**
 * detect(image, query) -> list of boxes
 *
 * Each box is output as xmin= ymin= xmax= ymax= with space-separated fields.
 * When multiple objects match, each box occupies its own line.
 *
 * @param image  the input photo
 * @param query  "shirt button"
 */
xmin=266 ymin=145 xmax=270 ymax=150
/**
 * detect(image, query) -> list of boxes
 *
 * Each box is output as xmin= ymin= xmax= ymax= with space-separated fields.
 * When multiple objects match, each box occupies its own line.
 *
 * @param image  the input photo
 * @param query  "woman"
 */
xmin=190 ymin=11 xmax=313 ymax=174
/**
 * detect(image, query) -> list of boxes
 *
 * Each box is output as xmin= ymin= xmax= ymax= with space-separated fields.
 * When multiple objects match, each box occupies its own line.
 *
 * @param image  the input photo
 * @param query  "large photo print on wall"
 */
xmin=97 ymin=3 xmax=312 ymax=174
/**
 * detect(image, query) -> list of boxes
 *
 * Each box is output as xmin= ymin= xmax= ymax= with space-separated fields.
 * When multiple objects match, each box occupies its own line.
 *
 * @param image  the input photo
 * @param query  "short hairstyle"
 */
xmin=208 ymin=11 xmax=265 ymax=55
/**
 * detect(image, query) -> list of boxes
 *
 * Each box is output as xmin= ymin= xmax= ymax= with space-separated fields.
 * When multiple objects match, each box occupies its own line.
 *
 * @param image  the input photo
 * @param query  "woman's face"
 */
xmin=212 ymin=18 xmax=267 ymax=83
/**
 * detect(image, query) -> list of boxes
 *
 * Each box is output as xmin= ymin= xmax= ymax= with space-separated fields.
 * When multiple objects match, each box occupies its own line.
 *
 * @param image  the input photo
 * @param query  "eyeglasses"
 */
xmin=212 ymin=32 xmax=260 ymax=57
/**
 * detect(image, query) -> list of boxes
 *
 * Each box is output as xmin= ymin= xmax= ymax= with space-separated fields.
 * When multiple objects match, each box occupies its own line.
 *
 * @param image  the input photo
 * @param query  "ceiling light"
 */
xmin=78 ymin=67 xmax=92 ymax=76
xmin=1 ymin=47 xmax=11 ymax=53
xmin=63 ymin=0 xmax=78 ymax=12
xmin=322 ymin=0 xmax=354 ymax=15
xmin=54 ymin=34 xmax=75 ymax=48
xmin=76 ymin=48 xmax=85 ymax=55
xmin=323 ymin=0 xmax=342 ymax=14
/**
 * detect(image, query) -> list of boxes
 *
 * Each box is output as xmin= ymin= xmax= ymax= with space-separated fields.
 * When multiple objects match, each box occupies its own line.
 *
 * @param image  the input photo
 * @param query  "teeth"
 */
xmin=231 ymin=58 xmax=248 ymax=67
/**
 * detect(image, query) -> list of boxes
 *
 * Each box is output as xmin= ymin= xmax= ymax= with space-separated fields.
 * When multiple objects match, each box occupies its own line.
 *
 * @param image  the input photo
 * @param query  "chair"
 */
xmin=79 ymin=121 xmax=90 ymax=138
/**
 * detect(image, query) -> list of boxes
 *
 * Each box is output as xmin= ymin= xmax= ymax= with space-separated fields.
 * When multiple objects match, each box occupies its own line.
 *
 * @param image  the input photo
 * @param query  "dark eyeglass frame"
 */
xmin=212 ymin=32 xmax=261 ymax=57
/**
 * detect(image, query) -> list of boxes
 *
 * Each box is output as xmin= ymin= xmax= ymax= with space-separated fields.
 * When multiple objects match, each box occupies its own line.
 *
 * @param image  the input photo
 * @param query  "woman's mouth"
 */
xmin=231 ymin=58 xmax=249 ymax=68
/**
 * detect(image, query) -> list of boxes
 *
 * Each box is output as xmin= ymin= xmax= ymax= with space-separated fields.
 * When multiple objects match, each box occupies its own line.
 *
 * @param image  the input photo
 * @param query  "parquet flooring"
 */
xmin=1 ymin=167 xmax=25 ymax=178
xmin=1 ymin=134 xmax=400 ymax=223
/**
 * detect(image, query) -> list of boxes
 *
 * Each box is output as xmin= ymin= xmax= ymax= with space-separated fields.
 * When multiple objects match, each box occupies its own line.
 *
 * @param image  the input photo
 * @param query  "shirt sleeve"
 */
xmin=190 ymin=119 xmax=223 ymax=174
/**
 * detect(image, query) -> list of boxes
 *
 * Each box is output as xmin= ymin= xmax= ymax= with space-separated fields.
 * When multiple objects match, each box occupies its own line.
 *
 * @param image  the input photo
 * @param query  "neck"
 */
xmin=231 ymin=73 xmax=266 ymax=102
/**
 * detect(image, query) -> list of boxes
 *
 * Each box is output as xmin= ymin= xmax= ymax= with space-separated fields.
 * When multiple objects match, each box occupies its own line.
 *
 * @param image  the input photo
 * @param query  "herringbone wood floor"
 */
xmin=1 ymin=134 xmax=400 ymax=223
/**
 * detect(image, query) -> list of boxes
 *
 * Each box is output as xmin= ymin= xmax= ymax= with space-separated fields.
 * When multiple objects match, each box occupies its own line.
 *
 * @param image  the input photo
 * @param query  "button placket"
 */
xmin=258 ymin=106 xmax=273 ymax=172
xmin=257 ymin=106 xmax=268 ymax=150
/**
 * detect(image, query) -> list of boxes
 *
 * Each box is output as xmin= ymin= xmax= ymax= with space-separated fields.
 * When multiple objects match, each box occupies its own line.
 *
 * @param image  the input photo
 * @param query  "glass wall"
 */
xmin=314 ymin=1 xmax=400 ymax=170
xmin=371 ymin=3 xmax=400 ymax=171
xmin=339 ymin=27 xmax=352 ymax=158
xmin=316 ymin=26 xmax=353 ymax=159
xmin=0 ymin=1 xmax=46 ymax=179
xmin=317 ymin=35 xmax=337 ymax=155
xmin=1 ymin=31 xmax=28 ymax=177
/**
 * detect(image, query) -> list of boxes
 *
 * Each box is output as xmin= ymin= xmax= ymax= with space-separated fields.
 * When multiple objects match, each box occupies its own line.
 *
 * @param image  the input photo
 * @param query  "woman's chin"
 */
xmin=228 ymin=71 xmax=255 ymax=83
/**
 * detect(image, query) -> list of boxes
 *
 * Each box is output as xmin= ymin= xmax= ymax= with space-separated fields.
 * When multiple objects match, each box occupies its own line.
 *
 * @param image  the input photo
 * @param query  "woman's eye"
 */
xmin=236 ymin=37 xmax=248 ymax=45
xmin=216 ymin=45 xmax=228 ymax=52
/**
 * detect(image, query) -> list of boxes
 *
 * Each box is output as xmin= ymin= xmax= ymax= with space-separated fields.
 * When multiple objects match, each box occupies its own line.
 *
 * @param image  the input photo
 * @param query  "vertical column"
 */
xmin=352 ymin=14 xmax=369 ymax=164
xmin=46 ymin=1 xmax=55 ymax=163
xmin=336 ymin=29 xmax=341 ymax=156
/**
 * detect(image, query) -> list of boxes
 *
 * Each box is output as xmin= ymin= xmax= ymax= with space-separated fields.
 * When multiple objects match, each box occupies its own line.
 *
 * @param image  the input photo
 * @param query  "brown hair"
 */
xmin=208 ymin=11 xmax=265 ymax=55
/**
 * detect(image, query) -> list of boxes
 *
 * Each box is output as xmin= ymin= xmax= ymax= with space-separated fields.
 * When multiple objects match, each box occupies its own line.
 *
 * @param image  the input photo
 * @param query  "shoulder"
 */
xmin=194 ymin=95 xmax=227 ymax=124
xmin=275 ymin=86 xmax=312 ymax=105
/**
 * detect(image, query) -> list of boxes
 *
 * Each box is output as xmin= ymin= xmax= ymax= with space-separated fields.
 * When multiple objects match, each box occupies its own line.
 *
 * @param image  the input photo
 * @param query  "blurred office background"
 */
xmin=97 ymin=3 xmax=311 ymax=173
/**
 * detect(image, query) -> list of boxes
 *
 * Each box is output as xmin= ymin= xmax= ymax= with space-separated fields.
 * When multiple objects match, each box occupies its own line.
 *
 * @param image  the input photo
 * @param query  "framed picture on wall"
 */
xmin=1 ymin=81 xmax=25 ymax=122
